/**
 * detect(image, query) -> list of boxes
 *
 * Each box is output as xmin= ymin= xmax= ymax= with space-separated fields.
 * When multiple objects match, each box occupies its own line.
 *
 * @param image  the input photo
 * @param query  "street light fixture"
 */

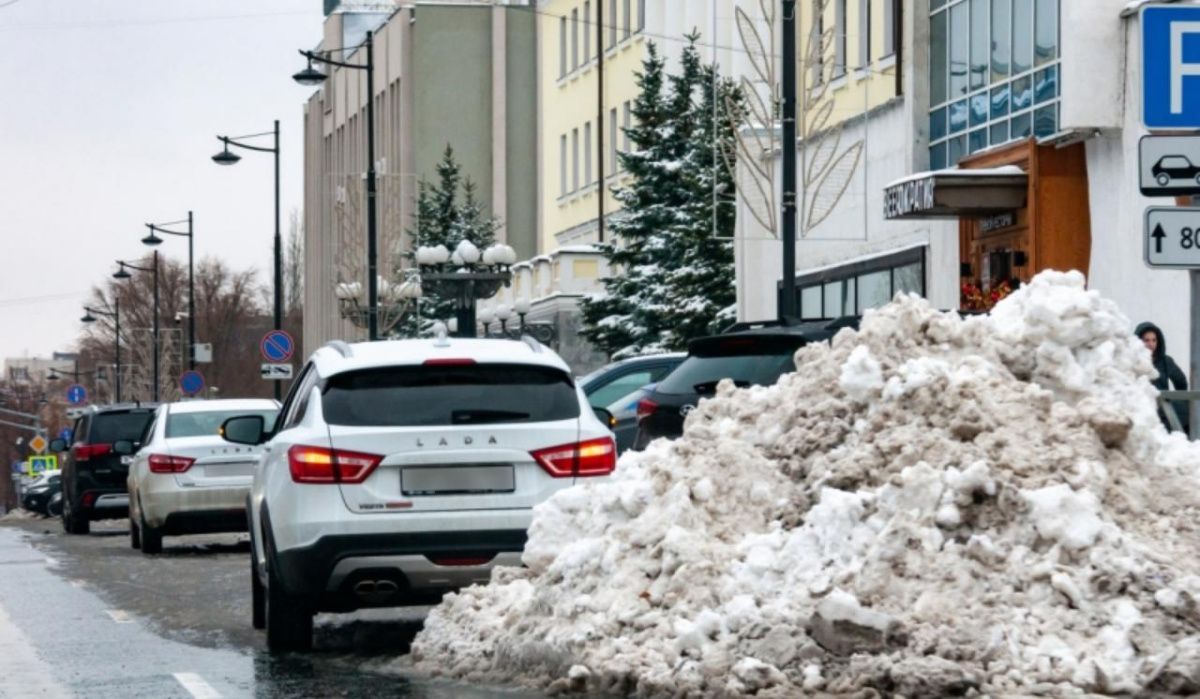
xmin=113 ymin=255 xmax=160 ymax=401
xmin=415 ymin=242 xmax=518 ymax=338
xmin=211 ymin=124 xmax=282 ymax=399
xmin=142 ymin=212 xmax=196 ymax=370
xmin=295 ymin=33 xmax=379 ymax=340
xmin=80 ymin=302 xmax=122 ymax=403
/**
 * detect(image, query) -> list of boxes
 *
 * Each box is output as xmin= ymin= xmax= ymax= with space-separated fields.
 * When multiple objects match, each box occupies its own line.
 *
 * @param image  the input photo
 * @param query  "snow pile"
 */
xmin=403 ymin=270 xmax=1200 ymax=696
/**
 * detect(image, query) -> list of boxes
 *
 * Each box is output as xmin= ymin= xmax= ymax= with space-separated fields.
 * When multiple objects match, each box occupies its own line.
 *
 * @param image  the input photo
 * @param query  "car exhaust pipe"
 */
xmin=352 ymin=579 xmax=400 ymax=604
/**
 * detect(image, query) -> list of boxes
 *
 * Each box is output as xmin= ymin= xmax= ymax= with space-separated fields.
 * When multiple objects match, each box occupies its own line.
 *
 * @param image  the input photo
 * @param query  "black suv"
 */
xmin=52 ymin=403 xmax=157 ymax=534
xmin=632 ymin=317 xmax=859 ymax=450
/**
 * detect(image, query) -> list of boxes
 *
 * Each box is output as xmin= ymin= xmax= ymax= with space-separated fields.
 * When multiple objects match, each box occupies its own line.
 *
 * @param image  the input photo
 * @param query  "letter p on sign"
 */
xmin=1143 ymin=6 xmax=1200 ymax=129
xmin=1172 ymin=22 xmax=1200 ymax=114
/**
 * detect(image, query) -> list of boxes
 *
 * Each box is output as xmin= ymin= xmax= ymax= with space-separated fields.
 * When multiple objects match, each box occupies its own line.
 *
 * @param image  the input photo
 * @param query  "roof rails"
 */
xmin=323 ymin=340 xmax=353 ymax=358
xmin=521 ymin=335 xmax=544 ymax=353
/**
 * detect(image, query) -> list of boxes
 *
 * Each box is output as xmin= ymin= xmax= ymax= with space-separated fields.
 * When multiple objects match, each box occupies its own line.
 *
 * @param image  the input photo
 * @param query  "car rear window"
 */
xmin=658 ymin=336 xmax=807 ymax=396
xmin=88 ymin=411 xmax=155 ymax=443
xmin=167 ymin=410 xmax=278 ymax=438
xmin=322 ymin=364 xmax=581 ymax=426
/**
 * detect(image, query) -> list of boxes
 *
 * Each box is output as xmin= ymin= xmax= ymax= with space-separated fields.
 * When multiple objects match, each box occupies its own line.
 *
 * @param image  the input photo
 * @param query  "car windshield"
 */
xmin=322 ymin=363 xmax=581 ymax=426
xmin=1163 ymin=157 xmax=1191 ymax=168
xmin=657 ymin=353 xmax=797 ymax=395
xmin=167 ymin=410 xmax=278 ymax=438
xmin=89 ymin=411 xmax=155 ymax=443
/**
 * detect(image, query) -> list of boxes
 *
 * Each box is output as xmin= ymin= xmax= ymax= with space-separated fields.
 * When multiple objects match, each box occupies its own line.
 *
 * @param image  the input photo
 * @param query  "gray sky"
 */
xmin=0 ymin=0 xmax=324 ymax=364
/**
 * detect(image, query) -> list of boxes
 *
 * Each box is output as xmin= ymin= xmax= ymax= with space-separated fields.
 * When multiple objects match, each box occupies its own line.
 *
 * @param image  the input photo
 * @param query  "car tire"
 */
xmin=1158 ymin=173 xmax=1172 ymax=186
xmin=46 ymin=493 xmax=63 ymax=518
xmin=251 ymin=553 xmax=266 ymax=631
xmin=129 ymin=514 xmax=141 ymax=550
xmin=62 ymin=497 xmax=89 ymax=535
xmin=265 ymin=557 xmax=313 ymax=652
xmin=140 ymin=510 xmax=162 ymax=555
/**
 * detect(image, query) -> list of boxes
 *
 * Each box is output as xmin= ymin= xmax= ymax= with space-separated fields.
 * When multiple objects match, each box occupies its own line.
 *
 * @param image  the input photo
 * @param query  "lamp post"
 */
xmin=294 ymin=33 xmax=378 ymax=340
xmin=142 ymin=212 xmax=195 ymax=370
xmin=415 ymin=241 xmax=518 ymax=338
xmin=212 ymin=124 xmax=282 ymax=399
xmin=81 ymin=303 xmax=121 ymax=402
xmin=113 ymin=254 xmax=159 ymax=401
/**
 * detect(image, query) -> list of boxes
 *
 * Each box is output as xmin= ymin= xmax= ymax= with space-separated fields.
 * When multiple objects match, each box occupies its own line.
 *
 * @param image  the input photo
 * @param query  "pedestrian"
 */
xmin=1135 ymin=322 xmax=1190 ymax=433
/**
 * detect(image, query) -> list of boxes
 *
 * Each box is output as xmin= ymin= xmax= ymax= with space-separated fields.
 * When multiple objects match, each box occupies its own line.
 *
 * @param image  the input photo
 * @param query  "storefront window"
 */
xmin=790 ymin=248 xmax=927 ymax=320
xmin=929 ymin=0 xmax=1059 ymax=167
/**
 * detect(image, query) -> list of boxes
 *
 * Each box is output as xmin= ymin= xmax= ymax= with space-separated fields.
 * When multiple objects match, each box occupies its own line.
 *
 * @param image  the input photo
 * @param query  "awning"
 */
xmin=882 ymin=165 xmax=1028 ymax=220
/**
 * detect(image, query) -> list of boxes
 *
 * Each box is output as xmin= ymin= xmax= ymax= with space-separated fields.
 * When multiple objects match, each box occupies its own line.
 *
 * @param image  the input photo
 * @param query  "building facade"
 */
xmin=300 ymin=1 xmax=538 ymax=351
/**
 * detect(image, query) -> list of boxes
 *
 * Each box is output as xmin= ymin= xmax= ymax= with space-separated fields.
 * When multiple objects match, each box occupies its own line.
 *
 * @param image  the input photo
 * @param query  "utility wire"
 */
xmin=0 ymin=9 xmax=313 ymax=31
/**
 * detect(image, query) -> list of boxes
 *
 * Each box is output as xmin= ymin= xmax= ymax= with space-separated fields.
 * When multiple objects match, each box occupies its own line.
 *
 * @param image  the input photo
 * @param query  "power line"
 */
xmin=0 ymin=9 xmax=313 ymax=31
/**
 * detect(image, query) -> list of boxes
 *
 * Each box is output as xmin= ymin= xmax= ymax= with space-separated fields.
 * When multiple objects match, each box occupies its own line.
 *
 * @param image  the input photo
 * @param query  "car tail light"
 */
xmin=636 ymin=398 xmax=659 ymax=420
xmin=73 ymin=443 xmax=111 ymax=461
xmin=531 ymin=437 xmax=616 ymax=478
xmin=423 ymin=358 xmax=477 ymax=366
xmin=147 ymin=454 xmax=195 ymax=474
xmin=82 ymin=492 xmax=97 ymax=507
xmin=287 ymin=445 xmax=383 ymax=484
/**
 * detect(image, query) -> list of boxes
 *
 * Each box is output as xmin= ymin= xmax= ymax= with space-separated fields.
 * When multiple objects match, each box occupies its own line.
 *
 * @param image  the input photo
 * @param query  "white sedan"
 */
xmin=126 ymin=398 xmax=278 ymax=554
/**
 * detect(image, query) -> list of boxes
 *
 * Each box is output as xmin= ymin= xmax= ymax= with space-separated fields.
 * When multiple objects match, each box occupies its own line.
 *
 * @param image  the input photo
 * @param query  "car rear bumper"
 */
xmin=79 ymin=490 xmax=129 ymax=519
xmin=273 ymin=528 xmax=528 ymax=611
xmin=141 ymin=482 xmax=250 ymax=530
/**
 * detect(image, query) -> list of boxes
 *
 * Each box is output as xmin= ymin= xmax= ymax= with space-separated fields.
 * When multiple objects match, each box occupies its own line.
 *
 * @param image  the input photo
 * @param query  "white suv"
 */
xmin=220 ymin=335 xmax=616 ymax=651
xmin=126 ymin=399 xmax=279 ymax=554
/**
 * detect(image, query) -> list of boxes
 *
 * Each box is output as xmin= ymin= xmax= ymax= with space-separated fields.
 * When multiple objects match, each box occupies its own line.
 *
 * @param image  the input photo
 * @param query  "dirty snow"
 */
xmin=400 ymin=270 xmax=1200 ymax=696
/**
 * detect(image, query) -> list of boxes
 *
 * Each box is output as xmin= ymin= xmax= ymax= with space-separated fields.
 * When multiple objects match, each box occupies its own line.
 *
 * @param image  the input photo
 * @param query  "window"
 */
xmin=89 ymin=410 xmax=156 ymax=444
xmin=835 ymin=0 xmax=847 ymax=76
xmin=571 ymin=8 xmax=579 ymax=70
xmin=859 ymin=0 xmax=871 ymax=68
xmin=584 ymin=1 xmax=591 ymax=62
xmin=623 ymin=101 xmax=632 ymax=154
xmin=321 ymin=365 xmax=581 ymax=427
xmin=588 ymin=370 xmax=654 ymax=408
xmin=584 ymin=121 xmax=593 ymax=184
xmin=623 ymin=0 xmax=631 ymax=38
xmin=167 ymin=410 xmax=279 ymax=438
xmin=610 ymin=106 xmax=618 ymax=172
xmin=572 ymin=127 xmax=580 ymax=191
xmin=609 ymin=0 xmax=617 ymax=47
xmin=559 ymin=16 xmax=567 ymax=77
xmin=788 ymin=247 xmax=927 ymax=320
xmin=883 ymin=0 xmax=897 ymax=56
xmin=638 ymin=0 xmax=645 ymax=31
xmin=560 ymin=134 xmax=568 ymax=196
xmin=929 ymin=0 xmax=1059 ymax=168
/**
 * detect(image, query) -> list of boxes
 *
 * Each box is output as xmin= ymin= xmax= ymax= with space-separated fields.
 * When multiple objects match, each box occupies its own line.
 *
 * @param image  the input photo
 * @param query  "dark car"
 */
xmin=633 ymin=317 xmax=859 ymax=450
xmin=51 ymin=403 xmax=157 ymax=534
xmin=21 ymin=472 xmax=61 ymax=515
xmin=580 ymin=354 xmax=686 ymax=452
xmin=1152 ymin=155 xmax=1200 ymax=187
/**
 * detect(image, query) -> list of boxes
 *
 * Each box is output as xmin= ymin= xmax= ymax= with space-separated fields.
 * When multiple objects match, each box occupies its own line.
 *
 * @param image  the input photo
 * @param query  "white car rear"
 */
xmin=223 ymin=335 xmax=615 ymax=651
xmin=127 ymin=398 xmax=279 ymax=554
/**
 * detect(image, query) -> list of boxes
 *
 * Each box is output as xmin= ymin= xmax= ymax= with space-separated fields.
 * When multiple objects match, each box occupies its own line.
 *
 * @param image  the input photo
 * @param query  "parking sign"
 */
xmin=1143 ymin=5 xmax=1200 ymax=129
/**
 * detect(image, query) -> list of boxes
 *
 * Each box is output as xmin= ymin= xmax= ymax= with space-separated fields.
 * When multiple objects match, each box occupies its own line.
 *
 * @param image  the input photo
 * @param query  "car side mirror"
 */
xmin=112 ymin=440 xmax=135 ymax=455
xmin=48 ymin=439 xmax=66 ymax=453
xmin=592 ymin=407 xmax=616 ymax=429
xmin=222 ymin=415 xmax=267 ymax=446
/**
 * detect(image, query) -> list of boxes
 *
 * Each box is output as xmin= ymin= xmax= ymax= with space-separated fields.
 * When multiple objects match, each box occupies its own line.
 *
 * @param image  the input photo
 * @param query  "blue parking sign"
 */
xmin=1143 ymin=6 xmax=1200 ymax=129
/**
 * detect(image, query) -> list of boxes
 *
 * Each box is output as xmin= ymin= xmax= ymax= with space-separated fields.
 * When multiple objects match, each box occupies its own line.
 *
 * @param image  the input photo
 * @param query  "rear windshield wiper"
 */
xmin=693 ymin=379 xmax=751 ymax=394
xmin=451 ymin=409 xmax=531 ymax=424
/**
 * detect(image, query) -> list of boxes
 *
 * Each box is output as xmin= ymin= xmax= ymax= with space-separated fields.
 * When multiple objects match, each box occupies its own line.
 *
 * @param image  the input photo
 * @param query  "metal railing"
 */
xmin=1158 ymin=391 xmax=1199 ymax=438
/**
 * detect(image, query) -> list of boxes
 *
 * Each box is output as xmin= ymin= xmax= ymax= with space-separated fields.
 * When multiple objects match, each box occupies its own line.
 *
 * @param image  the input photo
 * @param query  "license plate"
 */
xmin=402 ymin=465 xmax=515 ymax=496
xmin=120 ymin=456 xmax=134 ymax=465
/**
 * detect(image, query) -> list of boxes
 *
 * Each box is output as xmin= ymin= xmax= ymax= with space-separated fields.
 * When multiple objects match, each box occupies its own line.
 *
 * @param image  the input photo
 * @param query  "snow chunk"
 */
xmin=1024 ymin=483 xmax=1103 ymax=551
xmin=839 ymin=345 xmax=884 ymax=402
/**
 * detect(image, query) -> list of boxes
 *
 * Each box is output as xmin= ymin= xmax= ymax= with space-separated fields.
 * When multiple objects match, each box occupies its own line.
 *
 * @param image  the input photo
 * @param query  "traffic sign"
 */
xmin=29 ymin=436 xmax=47 ymax=455
xmin=66 ymin=384 xmax=87 ymax=405
xmin=1142 ymin=5 xmax=1200 ymax=129
xmin=179 ymin=370 xmax=206 ymax=396
xmin=29 ymin=455 xmax=57 ymax=474
xmin=260 ymin=330 xmax=295 ymax=363
xmin=1144 ymin=207 xmax=1200 ymax=269
xmin=1139 ymin=136 xmax=1200 ymax=196
xmin=261 ymin=363 xmax=294 ymax=380
xmin=58 ymin=428 xmax=72 ymax=444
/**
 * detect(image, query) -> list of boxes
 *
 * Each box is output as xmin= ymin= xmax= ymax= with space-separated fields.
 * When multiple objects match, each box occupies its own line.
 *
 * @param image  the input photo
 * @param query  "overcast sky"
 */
xmin=0 ymin=0 xmax=325 ymax=365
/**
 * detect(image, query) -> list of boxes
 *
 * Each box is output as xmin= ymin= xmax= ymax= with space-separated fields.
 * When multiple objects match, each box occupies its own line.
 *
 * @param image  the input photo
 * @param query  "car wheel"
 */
xmin=129 ymin=514 xmax=141 ymax=550
xmin=62 ymin=496 xmax=89 ymax=535
xmin=251 ymin=552 xmax=266 ymax=631
xmin=1158 ymin=173 xmax=1172 ymax=186
xmin=140 ymin=509 xmax=162 ymax=555
xmin=46 ymin=493 xmax=63 ymax=518
xmin=265 ymin=556 xmax=313 ymax=651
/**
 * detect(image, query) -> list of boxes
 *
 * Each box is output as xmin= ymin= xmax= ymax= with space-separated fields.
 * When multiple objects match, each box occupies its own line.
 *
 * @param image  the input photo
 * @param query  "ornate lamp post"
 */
xmin=113 ymin=255 xmax=159 ymax=401
xmin=81 ymin=304 xmax=121 ymax=402
xmin=336 ymin=274 xmax=423 ymax=336
xmin=415 ymin=241 xmax=518 ymax=338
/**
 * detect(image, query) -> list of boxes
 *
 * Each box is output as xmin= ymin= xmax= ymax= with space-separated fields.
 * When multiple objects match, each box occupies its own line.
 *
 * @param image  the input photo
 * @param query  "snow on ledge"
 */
xmin=884 ymin=165 xmax=1027 ymax=190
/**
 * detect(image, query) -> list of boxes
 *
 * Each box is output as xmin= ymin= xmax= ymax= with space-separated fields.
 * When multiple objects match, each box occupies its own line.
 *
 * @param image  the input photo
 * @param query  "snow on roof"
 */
xmin=885 ymin=164 xmax=1027 ymax=190
xmin=310 ymin=337 xmax=570 ymax=377
xmin=1121 ymin=0 xmax=1183 ymax=18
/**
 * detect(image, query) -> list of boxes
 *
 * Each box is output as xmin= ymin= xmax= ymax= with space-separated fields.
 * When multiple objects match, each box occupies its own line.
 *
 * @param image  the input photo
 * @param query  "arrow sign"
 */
xmin=1152 ymin=223 xmax=1167 ymax=254
xmin=1145 ymin=207 xmax=1200 ymax=269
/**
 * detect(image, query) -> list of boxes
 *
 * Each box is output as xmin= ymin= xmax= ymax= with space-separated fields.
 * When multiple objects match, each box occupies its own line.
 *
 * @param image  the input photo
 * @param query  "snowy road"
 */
xmin=0 ymin=519 xmax=538 ymax=698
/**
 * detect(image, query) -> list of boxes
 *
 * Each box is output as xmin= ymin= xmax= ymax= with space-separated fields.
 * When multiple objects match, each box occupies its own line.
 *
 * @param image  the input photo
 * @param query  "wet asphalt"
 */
xmin=0 ymin=516 xmax=541 ymax=699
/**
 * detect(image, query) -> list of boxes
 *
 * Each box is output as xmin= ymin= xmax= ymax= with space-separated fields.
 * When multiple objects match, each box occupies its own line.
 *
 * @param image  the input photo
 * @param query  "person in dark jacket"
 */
xmin=1135 ymin=322 xmax=1189 ymax=432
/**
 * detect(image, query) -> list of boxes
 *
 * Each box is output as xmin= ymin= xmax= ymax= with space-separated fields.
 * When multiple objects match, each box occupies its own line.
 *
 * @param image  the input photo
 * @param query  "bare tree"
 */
xmin=285 ymin=208 xmax=304 ymax=316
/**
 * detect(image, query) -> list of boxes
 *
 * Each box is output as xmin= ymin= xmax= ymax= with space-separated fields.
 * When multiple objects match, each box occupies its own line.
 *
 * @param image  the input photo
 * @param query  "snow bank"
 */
xmin=401 ymin=270 xmax=1200 ymax=696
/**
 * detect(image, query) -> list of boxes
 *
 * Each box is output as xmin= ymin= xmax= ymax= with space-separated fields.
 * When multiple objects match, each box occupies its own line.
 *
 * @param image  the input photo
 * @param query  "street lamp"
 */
xmin=336 ymin=273 xmax=423 ymax=335
xmin=142 ymin=212 xmax=196 ymax=370
xmin=113 ymin=254 xmax=159 ymax=401
xmin=212 ymin=124 xmax=281 ymax=399
xmin=415 ymin=242 xmax=518 ymax=338
xmin=295 ymin=33 xmax=379 ymax=340
xmin=81 ymin=303 xmax=122 ymax=402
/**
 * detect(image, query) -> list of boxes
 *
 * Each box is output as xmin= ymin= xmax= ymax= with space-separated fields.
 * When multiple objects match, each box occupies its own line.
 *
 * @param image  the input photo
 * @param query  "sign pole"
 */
xmin=1191 ymin=268 xmax=1200 ymax=439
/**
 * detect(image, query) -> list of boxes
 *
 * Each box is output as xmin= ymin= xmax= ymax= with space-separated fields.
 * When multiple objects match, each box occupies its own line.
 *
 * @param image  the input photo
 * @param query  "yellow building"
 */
xmin=800 ymin=0 xmax=901 ymax=127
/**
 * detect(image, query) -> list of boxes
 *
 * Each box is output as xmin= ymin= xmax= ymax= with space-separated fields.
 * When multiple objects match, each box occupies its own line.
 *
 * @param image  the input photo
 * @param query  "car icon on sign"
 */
xmin=1152 ymin=155 xmax=1200 ymax=187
